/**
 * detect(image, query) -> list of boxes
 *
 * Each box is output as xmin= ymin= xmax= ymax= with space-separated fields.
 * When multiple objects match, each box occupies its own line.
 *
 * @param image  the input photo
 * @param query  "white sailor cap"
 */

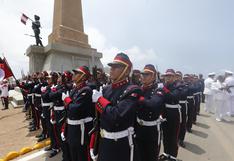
xmin=208 ymin=72 xmax=216 ymax=76
xmin=225 ymin=70 xmax=233 ymax=75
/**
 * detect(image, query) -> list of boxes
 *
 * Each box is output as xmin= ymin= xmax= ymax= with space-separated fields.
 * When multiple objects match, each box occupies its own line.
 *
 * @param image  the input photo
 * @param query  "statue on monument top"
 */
xmin=32 ymin=15 xmax=43 ymax=47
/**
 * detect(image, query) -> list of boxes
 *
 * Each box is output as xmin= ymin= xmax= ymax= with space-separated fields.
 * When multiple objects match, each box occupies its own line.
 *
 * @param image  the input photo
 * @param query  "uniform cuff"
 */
xmin=96 ymin=96 xmax=111 ymax=113
xmin=64 ymin=97 xmax=72 ymax=104
xmin=163 ymin=87 xmax=170 ymax=93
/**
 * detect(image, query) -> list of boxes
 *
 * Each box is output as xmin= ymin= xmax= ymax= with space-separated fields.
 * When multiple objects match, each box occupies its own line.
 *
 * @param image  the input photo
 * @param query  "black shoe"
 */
xmin=168 ymin=156 xmax=177 ymax=161
xmin=158 ymin=154 xmax=169 ymax=161
xmin=36 ymin=133 xmax=43 ymax=138
xmin=29 ymin=127 xmax=37 ymax=132
xmin=179 ymin=140 xmax=186 ymax=148
xmin=187 ymin=129 xmax=192 ymax=133
xmin=37 ymin=135 xmax=46 ymax=142
xmin=29 ymin=121 xmax=35 ymax=126
xmin=28 ymin=125 xmax=35 ymax=129
xmin=2 ymin=108 xmax=8 ymax=110
xmin=49 ymin=149 xmax=59 ymax=158
xmin=44 ymin=146 xmax=52 ymax=151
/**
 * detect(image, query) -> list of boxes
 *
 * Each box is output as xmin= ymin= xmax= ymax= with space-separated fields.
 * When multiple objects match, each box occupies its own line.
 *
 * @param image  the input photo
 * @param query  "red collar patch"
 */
xmin=112 ymin=79 xmax=128 ymax=89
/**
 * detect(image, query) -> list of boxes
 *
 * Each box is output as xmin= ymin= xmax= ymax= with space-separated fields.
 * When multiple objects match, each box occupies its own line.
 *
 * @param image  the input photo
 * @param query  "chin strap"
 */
xmin=115 ymin=66 xmax=129 ymax=82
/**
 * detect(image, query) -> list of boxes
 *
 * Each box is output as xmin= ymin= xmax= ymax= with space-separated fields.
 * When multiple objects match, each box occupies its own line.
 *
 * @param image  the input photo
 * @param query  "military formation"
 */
xmin=204 ymin=71 xmax=234 ymax=122
xmin=16 ymin=53 xmax=205 ymax=161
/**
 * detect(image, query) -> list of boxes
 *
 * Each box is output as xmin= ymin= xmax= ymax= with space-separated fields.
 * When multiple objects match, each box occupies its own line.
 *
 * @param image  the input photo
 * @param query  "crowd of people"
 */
xmin=13 ymin=52 xmax=213 ymax=161
xmin=204 ymin=71 xmax=234 ymax=122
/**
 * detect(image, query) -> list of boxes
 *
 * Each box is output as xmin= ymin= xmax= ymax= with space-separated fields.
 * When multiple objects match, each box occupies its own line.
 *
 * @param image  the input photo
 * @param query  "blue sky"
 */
xmin=0 ymin=0 xmax=233 ymax=78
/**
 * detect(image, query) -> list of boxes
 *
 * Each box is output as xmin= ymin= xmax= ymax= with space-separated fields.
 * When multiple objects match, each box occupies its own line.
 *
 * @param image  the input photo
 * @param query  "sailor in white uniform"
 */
xmin=224 ymin=70 xmax=234 ymax=116
xmin=204 ymin=73 xmax=215 ymax=113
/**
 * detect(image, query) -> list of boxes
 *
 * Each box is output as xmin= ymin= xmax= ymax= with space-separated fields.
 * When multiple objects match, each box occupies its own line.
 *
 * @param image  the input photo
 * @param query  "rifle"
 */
xmin=89 ymin=66 xmax=101 ymax=157
xmin=24 ymin=34 xmax=42 ymax=39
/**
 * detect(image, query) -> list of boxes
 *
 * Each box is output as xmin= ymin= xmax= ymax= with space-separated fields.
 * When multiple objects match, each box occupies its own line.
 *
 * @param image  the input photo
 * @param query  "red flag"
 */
xmin=21 ymin=13 xmax=29 ymax=25
xmin=0 ymin=57 xmax=13 ymax=79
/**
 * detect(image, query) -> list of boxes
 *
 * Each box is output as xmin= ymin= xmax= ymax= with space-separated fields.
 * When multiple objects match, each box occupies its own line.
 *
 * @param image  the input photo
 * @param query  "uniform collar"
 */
xmin=76 ymin=82 xmax=86 ymax=90
xmin=142 ymin=83 xmax=154 ymax=91
xmin=112 ymin=79 xmax=128 ymax=89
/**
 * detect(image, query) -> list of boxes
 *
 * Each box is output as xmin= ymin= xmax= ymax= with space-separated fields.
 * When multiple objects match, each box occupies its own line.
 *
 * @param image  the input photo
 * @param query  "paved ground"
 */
xmin=0 ymin=104 xmax=41 ymax=158
xmin=1 ymin=103 xmax=234 ymax=161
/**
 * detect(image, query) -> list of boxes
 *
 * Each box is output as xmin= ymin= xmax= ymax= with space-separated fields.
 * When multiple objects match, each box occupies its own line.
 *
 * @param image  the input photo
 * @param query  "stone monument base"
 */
xmin=26 ymin=43 xmax=103 ymax=73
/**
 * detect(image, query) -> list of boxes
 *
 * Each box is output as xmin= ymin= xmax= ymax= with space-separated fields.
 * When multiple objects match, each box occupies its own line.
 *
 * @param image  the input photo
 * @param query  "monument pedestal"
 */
xmin=26 ymin=43 xmax=102 ymax=73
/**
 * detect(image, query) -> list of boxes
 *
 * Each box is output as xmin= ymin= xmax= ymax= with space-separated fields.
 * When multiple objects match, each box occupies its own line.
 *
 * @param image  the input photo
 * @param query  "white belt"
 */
xmin=137 ymin=117 xmax=163 ymax=126
xmin=187 ymin=96 xmax=195 ymax=105
xmin=179 ymin=100 xmax=188 ymax=118
xmin=100 ymin=127 xmax=134 ymax=161
xmin=137 ymin=117 xmax=166 ymax=146
xmin=42 ymin=102 xmax=53 ymax=107
xmin=67 ymin=117 xmax=93 ymax=145
xmin=187 ymin=96 xmax=194 ymax=99
xmin=165 ymin=104 xmax=182 ymax=123
xmin=194 ymin=92 xmax=200 ymax=96
xmin=28 ymin=93 xmax=34 ymax=104
xmin=27 ymin=94 xmax=33 ymax=97
xmin=35 ymin=94 xmax=41 ymax=97
xmin=54 ymin=106 xmax=65 ymax=111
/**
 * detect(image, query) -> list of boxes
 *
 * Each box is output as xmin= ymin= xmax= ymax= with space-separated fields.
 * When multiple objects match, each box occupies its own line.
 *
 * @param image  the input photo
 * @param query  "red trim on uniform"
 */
xmin=90 ymin=133 xmax=96 ymax=149
xmin=139 ymin=96 xmax=145 ymax=102
xmin=51 ymin=87 xmax=57 ymax=92
xmin=96 ymin=96 xmax=111 ymax=113
xmin=52 ymin=123 xmax=60 ymax=148
xmin=114 ymin=56 xmax=132 ymax=67
xmin=79 ymin=66 xmax=91 ymax=77
xmin=112 ymin=79 xmax=128 ymax=89
xmin=61 ymin=122 xmax=66 ymax=133
xmin=77 ymin=82 xmax=87 ymax=90
xmin=163 ymin=87 xmax=170 ymax=94
xmin=64 ymin=97 xmax=72 ymax=104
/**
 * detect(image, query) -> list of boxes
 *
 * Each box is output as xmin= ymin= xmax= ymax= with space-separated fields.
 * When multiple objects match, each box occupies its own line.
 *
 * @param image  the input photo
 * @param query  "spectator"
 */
xmin=0 ymin=79 xmax=9 ymax=110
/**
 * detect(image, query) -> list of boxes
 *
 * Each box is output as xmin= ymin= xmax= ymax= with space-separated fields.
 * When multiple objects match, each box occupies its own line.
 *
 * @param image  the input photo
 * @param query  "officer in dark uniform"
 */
xmin=175 ymin=71 xmax=189 ymax=148
xmin=159 ymin=69 xmax=182 ymax=161
xmin=91 ymin=53 xmax=142 ymax=161
xmin=41 ymin=72 xmax=60 ymax=158
xmin=35 ymin=72 xmax=49 ymax=142
xmin=27 ymin=73 xmax=38 ymax=132
xmin=183 ymin=74 xmax=196 ymax=133
xmin=135 ymin=64 xmax=164 ymax=161
xmin=192 ymin=75 xmax=203 ymax=124
xmin=62 ymin=66 xmax=94 ymax=161
xmin=199 ymin=74 xmax=205 ymax=103
xmin=49 ymin=71 xmax=73 ymax=161
xmin=32 ymin=15 xmax=43 ymax=46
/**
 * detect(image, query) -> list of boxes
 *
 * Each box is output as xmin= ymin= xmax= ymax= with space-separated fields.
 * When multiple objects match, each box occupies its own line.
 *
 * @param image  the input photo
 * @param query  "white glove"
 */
xmin=41 ymin=113 xmax=45 ymax=119
xmin=41 ymin=86 xmax=47 ymax=93
xmin=50 ymin=119 xmax=56 ymax=125
xmin=157 ymin=83 xmax=164 ymax=89
xmin=92 ymin=87 xmax=103 ymax=102
xmin=62 ymin=91 xmax=69 ymax=101
xmin=90 ymin=148 xmax=98 ymax=161
xmin=61 ymin=132 xmax=66 ymax=141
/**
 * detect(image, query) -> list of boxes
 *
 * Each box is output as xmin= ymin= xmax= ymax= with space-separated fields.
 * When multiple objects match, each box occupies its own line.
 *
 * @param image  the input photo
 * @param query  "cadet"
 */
xmin=62 ymin=66 xmax=94 ymax=161
xmin=91 ymin=53 xmax=142 ymax=161
xmin=159 ymin=69 xmax=182 ymax=161
xmin=136 ymin=64 xmax=164 ymax=161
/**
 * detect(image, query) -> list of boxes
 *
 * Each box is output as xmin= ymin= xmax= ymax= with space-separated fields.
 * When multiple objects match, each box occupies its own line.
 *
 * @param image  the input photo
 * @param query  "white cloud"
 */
xmin=86 ymin=27 xmax=160 ymax=71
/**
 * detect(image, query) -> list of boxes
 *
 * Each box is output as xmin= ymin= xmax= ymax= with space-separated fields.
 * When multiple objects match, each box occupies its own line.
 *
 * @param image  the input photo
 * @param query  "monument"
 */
xmin=26 ymin=0 xmax=103 ymax=73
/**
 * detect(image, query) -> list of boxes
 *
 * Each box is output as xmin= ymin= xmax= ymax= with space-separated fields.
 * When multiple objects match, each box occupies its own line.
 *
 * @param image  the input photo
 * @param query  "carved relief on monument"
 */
xmin=72 ymin=56 xmax=90 ymax=69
